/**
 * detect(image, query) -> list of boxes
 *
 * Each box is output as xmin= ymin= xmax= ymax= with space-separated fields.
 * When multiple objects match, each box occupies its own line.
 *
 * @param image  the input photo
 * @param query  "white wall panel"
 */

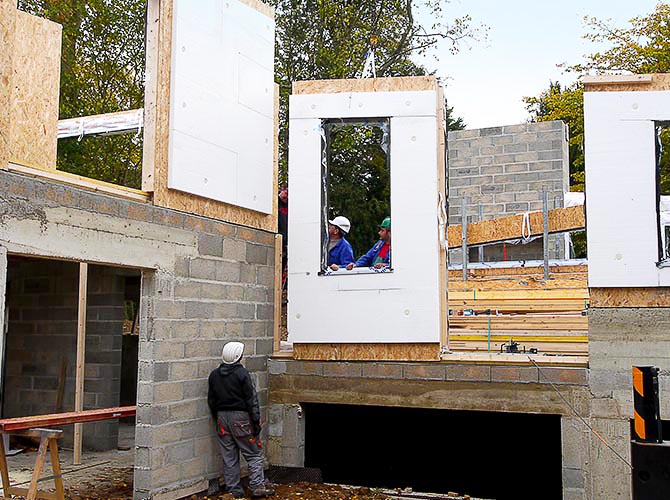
xmin=584 ymin=90 xmax=670 ymax=287
xmin=288 ymin=93 xmax=442 ymax=344
xmin=168 ymin=0 xmax=275 ymax=214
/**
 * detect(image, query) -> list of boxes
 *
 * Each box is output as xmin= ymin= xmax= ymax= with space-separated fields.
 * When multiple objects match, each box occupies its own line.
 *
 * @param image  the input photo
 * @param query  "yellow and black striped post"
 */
xmin=632 ymin=366 xmax=662 ymax=443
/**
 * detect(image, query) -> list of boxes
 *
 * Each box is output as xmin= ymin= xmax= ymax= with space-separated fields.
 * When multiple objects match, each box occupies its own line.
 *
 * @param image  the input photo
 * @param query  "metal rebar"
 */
xmin=461 ymin=198 xmax=467 ymax=281
xmin=543 ymin=191 xmax=549 ymax=280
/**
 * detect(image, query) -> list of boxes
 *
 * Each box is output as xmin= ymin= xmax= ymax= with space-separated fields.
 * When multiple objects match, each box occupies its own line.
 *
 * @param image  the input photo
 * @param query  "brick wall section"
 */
xmin=0 ymin=172 xmax=277 ymax=499
xmin=447 ymin=121 xmax=570 ymax=262
xmin=4 ymin=260 xmax=125 ymax=450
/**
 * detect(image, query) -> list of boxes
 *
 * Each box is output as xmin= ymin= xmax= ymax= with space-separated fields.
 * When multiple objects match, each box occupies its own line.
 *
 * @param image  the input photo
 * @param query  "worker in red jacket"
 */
xmin=208 ymin=342 xmax=274 ymax=498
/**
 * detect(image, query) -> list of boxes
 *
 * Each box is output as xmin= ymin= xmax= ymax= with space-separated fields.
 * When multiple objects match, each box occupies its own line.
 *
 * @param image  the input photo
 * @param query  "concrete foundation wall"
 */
xmin=0 ymin=171 xmax=276 ymax=499
xmin=588 ymin=307 xmax=670 ymax=500
xmin=3 ymin=259 xmax=125 ymax=450
xmin=268 ymin=359 xmax=591 ymax=500
xmin=447 ymin=121 xmax=569 ymax=263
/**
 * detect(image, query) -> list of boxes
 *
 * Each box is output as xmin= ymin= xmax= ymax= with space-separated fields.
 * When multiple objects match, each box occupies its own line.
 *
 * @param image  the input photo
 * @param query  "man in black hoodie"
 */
xmin=208 ymin=342 xmax=274 ymax=498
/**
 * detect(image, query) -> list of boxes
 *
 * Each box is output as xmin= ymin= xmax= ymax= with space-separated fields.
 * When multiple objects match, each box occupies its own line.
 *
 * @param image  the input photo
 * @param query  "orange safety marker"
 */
xmin=632 ymin=366 xmax=662 ymax=443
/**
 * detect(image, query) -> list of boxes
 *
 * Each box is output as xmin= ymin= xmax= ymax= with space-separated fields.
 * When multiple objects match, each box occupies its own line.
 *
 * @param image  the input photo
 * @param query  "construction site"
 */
xmin=0 ymin=1 xmax=669 ymax=500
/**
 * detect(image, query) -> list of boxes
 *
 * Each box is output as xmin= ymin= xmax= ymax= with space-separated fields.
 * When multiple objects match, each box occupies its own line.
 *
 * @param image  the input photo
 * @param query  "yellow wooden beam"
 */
xmin=448 ymin=205 xmax=585 ymax=249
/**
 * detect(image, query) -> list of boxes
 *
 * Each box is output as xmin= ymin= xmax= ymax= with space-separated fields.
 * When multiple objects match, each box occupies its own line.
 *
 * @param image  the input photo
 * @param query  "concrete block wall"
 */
xmin=447 ymin=121 xmax=570 ymax=262
xmin=3 ymin=260 xmax=124 ymax=450
xmin=0 ymin=171 xmax=277 ymax=500
xmin=587 ymin=307 xmax=670 ymax=499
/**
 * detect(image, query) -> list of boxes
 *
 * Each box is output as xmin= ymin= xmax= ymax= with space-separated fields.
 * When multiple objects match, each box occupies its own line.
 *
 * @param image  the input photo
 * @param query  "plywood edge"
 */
xmin=589 ymin=287 xmax=670 ymax=308
xmin=238 ymin=0 xmax=274 ymax=19
xmin=8 ymin=162 xmax=151 ymax=203
xmin=584 ymin=73 xmax=670 ymax=93
xmin=447 ymin=205 xmax=585 ymax=249
xmin=293 ymin=343 xmax=440 ymax=361
xmin=292 ymin=76 xmax=438 ymax=95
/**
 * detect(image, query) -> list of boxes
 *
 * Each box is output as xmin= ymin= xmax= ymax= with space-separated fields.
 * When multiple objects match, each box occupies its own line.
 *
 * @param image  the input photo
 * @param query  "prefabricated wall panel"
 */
xmin=288 ymin=83 xmax=446 ymax=344
xmin=168 ymin=0 xmax=275 ymax=214
xmin=8 ymin=10 xmax=61 ymax=170
xmin=584 ymin=90 xmax=670 ymax=287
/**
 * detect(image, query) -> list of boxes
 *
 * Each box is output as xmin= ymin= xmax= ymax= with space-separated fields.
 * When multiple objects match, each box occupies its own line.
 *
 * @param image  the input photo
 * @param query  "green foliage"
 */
xmin=18 ymin=0 xmax=146 ymax=188
xmin=524 ymin=3 xmax=670 ymax=258
xmin=325 ymin=121 xmax=390 ymax=256
xmin=269 ymin=0 xmax=478 ymax=182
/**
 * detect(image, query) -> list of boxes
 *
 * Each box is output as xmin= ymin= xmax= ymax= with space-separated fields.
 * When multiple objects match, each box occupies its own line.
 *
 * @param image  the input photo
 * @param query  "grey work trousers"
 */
xmin=216 ymin=410 xmax=266 ymax=494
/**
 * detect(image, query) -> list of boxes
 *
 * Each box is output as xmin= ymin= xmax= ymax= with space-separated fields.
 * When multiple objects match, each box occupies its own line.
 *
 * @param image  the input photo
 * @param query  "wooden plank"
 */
xmin=141 ymin=0 xmax=159 ymax=192
xmin=48 ymin=439 xmax=64 ymax=500
xmin=448 ymin=276 xmax=588 ymax=292
xmin=4 ymin=486 xmax=59 ymax=500
xmin=0 ymin=431 xmax=10 ymax=498
xmin=273 ymin=234 xmax=283 ymax=355
xmin=440 ymin=352 xmax=589 ymax=367
xmin=449 ymin=315 xmax=588 ymax=331
xmin=449 ymin=341 xmax=588 ymax=356
xmin=293 ymin=343 xmax=440 ymax=362
xmin=0 ymin=407 xmax=136 ymax=432
xmin=26 ymin=436 xmax=49 ymax=500
xmin=148 ymin=0 xmax=278 ymax=232
xmin=447 ymin=264 xmax=587 ymax=278
xmin=9 ymin=11 xmax=61 ymax=170
xmin=0 ymin=0 xmax=15 ymax=171
xmin=449 ymin=289 xmax=589 ymax=300
xmin=293 ymin=76 xmax=437 ymax=95
xmin=590 ymin=287 xmax=670 ymax=308
xmin=449 ymin=299 xmax=588 ymax=313
xmin=8 ymin=163 xmax=151 ymax=202
xmin=73 ymin=263 xmax=87 ymax=465
xmin=447 ymin=205 xmax=585 ymax=249
xmin=3 ymin=428 xmax=62 ymax=439
xmin=584 ymin=73 xmax=670 ymax=92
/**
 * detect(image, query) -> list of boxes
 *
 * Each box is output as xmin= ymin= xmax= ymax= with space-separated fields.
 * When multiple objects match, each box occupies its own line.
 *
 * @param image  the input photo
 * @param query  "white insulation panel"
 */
xmin=584 ymin=90 xmax=670 ymax=287
xmin=288 ymin=90 xmax=443 ymax=344
xmin=168 ymin=0 xmax=275 ymax=214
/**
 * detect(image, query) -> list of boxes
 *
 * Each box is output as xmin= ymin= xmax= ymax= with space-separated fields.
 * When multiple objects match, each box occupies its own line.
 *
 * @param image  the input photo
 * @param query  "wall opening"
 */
xmin=656 ymin=122 xmax=670 ymax=263
xmin=304 ymin=403 xmax=562 ymax=500
xmin=321 ymin=118 xmax=391 ymax=273
xmin=1 ymin=255 xmax=140 ymax=452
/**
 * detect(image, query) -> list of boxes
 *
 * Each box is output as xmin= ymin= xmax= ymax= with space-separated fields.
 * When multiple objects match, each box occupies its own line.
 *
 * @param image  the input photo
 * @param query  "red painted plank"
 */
xmin=0 ymin=406 xmax=136 ymax=432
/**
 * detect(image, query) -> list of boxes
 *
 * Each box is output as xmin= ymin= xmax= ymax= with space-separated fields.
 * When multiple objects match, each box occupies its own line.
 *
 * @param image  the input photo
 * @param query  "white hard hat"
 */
xmin=328 ymin=216 xmax=351 ymax=234
xmin=221 ymin=341 xmax=244 ymax=364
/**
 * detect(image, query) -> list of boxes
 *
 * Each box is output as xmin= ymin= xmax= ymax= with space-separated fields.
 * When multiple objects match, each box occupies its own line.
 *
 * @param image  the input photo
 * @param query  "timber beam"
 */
xmin=447 ymin=205 xmax=585 ymax=249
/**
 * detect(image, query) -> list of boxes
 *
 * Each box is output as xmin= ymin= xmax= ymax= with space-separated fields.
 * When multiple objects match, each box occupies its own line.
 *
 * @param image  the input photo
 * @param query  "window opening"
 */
xmin=320 ymin=118 xmax=391 ymax=274
xmin=656 ymin=122 xmax=670 ymax=264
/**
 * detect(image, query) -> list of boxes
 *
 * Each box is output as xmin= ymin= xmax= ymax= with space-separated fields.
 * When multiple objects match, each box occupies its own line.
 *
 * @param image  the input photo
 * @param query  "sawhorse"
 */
xmin=0 ymin=428 xmax=64 ymax=500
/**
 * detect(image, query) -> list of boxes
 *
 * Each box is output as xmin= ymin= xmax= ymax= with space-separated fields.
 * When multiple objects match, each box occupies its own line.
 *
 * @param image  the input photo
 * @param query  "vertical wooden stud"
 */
xmin=273 ymin=234 xmax=283 ymax=354
xmin=73 ymin=262 xmax=88 ymax=465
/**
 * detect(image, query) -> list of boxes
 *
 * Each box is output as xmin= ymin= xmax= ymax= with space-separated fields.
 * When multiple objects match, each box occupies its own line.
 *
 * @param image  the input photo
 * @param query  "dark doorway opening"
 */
xmin=304 ymin=403 xmax=562 ymax=500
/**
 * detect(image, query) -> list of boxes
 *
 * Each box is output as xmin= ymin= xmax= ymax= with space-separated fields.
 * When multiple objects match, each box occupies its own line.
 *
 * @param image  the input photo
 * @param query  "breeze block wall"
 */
xmin=0 ymin=171 xmax=276 ymax=500
xmin=447 ymin=121 xmax=570 ymax=263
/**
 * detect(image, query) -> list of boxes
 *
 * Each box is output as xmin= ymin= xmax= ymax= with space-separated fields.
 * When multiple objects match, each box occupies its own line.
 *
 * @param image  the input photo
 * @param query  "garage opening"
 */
xmin=1 ymin=255 xmax=140 ymax=453
xmin=304 ymin=403 xmax=562 ymax=500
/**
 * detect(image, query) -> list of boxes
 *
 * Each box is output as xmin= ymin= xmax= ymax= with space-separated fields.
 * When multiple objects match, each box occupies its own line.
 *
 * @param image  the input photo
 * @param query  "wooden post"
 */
xmin=0 ymin=247 xmax=6 ymax=414
xmin=543 ymin=191 xmax=549 ymax=280
xmin=273 ymin=234 xmax=283 ymax=354
xmin=73 ymin=262 xmax=88 ymax=465
xmin=461 ymin=198 xmax=468 ymax=281
xmin=478 ymin=204 xmax=484 ymax=263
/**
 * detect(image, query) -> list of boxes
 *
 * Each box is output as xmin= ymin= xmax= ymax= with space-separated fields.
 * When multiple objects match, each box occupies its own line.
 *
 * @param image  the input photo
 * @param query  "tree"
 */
xmin=268 ymin=0 xmax=478 ymax=181
xmin=18 ymin=0 xmax=146 ymax=188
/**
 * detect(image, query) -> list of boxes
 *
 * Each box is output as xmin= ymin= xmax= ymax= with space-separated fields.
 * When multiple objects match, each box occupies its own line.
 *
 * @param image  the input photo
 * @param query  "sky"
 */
xmin=417 ymin=0 xmax=663 ymax=129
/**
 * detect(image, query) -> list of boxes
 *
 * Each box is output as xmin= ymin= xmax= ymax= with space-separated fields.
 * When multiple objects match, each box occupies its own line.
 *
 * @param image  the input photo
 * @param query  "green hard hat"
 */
xmin=379 ymin=217 xmax=391 ymax=229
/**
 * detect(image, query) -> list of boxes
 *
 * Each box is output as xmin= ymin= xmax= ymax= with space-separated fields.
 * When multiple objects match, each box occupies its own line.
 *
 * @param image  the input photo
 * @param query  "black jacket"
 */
xmin=207 ymin=363 xmax=260 ymax=424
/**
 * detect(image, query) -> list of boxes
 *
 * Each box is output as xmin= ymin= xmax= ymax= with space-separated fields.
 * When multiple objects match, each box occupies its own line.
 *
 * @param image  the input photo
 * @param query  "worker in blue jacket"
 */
xmin=327 ymin=216 xmax=355 ymax=270
xmin=347 ymin=217 xmax=391 ymax=270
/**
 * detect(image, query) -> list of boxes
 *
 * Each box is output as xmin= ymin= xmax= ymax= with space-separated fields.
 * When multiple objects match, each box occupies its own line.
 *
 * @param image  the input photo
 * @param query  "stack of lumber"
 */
xmin=447 ymin=265 xmax=589 ymax=356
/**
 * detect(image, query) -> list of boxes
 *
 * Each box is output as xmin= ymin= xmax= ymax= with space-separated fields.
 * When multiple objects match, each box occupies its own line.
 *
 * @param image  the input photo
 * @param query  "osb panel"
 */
xmin=590 ymin=287 xmax=670 ymax=308
xmin=10 ymin=10 xmax=61 ymax=170
xmin=148 ymin=0 xmax=277 ymax=231
xmin=293 ymin=343 xmax=440 ymax=362
xmin=447 ymin=205 xmax=585 ymax=248
xmin=293 ymin=76 xmax=437 ymax=95
xmin=448 ymin=275 xmax=588 ymax=292
xmin=0 ymin=0 xmax=16 ymax=170
xmin=584 ymin=73 xmax=670 ymax=93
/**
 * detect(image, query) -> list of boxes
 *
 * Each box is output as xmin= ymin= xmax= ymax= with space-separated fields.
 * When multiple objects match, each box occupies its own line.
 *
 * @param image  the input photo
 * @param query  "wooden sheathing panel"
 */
xmin=148 ymin=0 xmax=278 ymax=231
xmin=584 ymin=73 xmax=670 ymax=93
xmin=292 ymin=76 xmax=437 ymax=95
xmin=0 ymin=0 xmax=15 ymax=170
xmin=447 ymin=204 xmax=585 ymax=249
xmin=293 ymin=343 xmax=441 ymax=362
xmin=448 ymin=264 xmax=587 ymax=279
xmin=590 ymin=287 xmax=670 ymax=308
xmin=10 ymin=10 xmax=61 ymax=170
